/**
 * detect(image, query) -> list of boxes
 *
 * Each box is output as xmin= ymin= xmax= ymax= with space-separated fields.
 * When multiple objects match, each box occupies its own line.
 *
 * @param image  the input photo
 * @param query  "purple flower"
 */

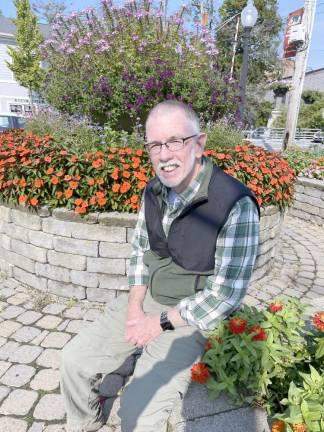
xmin=94 ymin=77 xmax=111 ymax=96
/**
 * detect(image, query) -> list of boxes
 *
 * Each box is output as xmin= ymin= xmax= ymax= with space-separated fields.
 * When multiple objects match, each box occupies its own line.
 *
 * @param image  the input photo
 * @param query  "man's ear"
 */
xmin=196 ymin=133 xmax=207 ymax=157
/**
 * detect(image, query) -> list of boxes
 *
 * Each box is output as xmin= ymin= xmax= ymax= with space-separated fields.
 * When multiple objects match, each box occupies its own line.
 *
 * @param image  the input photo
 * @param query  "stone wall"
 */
xmin=0 ymin=204 xmax=284 ymax=301
xmin=289 ymin=177 xmax=324 ymax=226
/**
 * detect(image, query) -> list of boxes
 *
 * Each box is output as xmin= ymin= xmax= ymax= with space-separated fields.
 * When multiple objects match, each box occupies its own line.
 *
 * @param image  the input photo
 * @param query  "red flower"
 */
xmin=69 ymin=181 xmax=78 ymax=190
xmin=191 ymin=362 xmax=209 ymax=384
xmin=64 ymin=189 xmax=73 ymax=199
xmin=34 ymin=179 xmax=44 ymax=188
xmin=30 ymin=197 xmax=38 ymax=206
xmin=248 ymin=325 xmax=267 ymax=342
xmin=112 ymin=183 xmax=120 ymax=193
xmin=205 ymin=340 xmax=212 ymax=351
xmin=268 ymin=302 xmax=283 ymax=313
xmin=51 ymin=176 xmax=59 ymax=185
xmin=228 ymin=317 xmax=247 ymax=334
xmin=120 ymin=182 xmax=131 ymax=193
xmin=92 ymin=158 xmax=103 ymax=169
xmin=18 ymin=195 xmax=28 ymax=204
xmin=75 ymin=206 xmax=86 ymax=214
xmin=313 ymin=312 xmax=324 ymax=331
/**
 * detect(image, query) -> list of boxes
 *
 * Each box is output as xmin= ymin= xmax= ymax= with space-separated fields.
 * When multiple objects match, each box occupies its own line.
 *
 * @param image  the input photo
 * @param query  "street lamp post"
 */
xmin=238 ymin=0 xmax=258 ymax=126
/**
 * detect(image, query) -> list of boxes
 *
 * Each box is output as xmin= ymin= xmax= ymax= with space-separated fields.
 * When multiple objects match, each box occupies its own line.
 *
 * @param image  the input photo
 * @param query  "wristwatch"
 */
xmin=160 ymin=311 xmax=175 ymax=331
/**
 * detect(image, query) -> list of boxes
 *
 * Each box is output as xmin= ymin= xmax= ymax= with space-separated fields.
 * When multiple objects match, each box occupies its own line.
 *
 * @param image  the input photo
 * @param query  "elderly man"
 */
xmin=61 ymin=100 xmax=260 ymax=432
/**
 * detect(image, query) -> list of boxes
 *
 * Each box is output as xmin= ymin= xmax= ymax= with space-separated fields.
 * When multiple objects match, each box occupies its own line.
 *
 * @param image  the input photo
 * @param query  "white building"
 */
xmin=0 ymin=15 xmax=50 ymax=115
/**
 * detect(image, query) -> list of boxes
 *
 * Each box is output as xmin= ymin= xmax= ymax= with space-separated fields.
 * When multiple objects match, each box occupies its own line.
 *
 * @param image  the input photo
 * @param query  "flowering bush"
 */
xmin=282 ymin=149 xmax=324 ymax=179
xmin=39 ymin=0 xmax=239 ymax=129
xmin=0 ymin=131 xmax=295 ymax=213
xmin=298 ymin=158 xmax=324 ymax=181
xmin=190 ymin=299 xmax=324 ymax=432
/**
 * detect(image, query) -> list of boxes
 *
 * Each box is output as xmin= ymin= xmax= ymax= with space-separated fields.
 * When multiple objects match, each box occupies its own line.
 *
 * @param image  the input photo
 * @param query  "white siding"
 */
xmin=0 ymin=42 xmax=15 ymax=82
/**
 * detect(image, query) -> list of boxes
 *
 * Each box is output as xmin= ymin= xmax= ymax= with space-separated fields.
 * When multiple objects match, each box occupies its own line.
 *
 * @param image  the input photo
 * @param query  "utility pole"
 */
xmin=230 ymin=16 xmax=240 ymax=80
xmin=283 ymin=0 xmax=317 ymax=149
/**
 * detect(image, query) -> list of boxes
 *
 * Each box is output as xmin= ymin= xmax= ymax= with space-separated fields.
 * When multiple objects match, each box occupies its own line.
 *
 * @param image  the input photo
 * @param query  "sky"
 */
xmin=1 ymin=0 xmax=324 ymax=70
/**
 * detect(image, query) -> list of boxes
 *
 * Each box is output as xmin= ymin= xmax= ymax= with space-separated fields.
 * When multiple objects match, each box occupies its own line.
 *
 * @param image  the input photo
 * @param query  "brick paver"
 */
xmin=0 ymin=214 xmax=322 ymax=430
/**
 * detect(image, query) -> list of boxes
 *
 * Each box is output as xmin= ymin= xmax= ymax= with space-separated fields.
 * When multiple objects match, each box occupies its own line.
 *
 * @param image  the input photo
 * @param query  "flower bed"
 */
xmin=0 ymin=130 xmax=295 ymax=212
xmin=191 ymin=298 xmax=324 ymax=432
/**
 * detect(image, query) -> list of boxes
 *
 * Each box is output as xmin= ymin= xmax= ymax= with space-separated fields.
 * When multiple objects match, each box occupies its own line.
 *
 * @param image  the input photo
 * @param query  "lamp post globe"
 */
xmin=238 ymin=0 xmax=258 ymax=126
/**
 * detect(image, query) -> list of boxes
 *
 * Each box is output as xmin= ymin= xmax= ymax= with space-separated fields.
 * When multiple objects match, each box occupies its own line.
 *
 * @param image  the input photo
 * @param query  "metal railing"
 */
xmin=246 ymin=128 xmax=323 ymax=151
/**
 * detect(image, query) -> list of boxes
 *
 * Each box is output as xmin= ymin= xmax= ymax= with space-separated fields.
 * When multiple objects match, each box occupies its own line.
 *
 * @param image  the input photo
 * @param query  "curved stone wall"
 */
xmin=289 ymin=177 xmax=324 ymax=226
xmin=0 ymin=204 xmax=284 ymax=301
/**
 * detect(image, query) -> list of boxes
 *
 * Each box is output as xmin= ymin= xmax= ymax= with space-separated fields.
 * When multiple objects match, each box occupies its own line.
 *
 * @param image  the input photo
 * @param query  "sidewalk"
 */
xmin=0 ymin=215 xmax=323 ymax=432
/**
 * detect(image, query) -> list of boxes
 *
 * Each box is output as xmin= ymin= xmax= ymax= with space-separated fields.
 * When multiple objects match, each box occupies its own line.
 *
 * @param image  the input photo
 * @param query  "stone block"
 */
xmin=99 ymin=242 xmax=132 ymax=258
xmin=35 ymin=315 xmax=62 ymax=330
xmin=8 ymin=344 xmax=43 ymax=363
xmin=71 ymin=223 xmax=126 ymax=243
xmin=54 ymin=236 xmax=98 ymax=257
xmin=36 ymin=349 xmax=61 ymax=369
xmin=11 ymin=209 xmax=41 ymax=231
xmin=305 ymin=187 xmax=323 ymax=198
xmin=0 ymin=341 xmax=20 ymax=360
xmin=0 ymin=364 xmax=36 ymax=387
xmin=1 ymin=247 xmax=35 ymax=273
xmin=98 ymin=212 xmax=138 ymax=228
xmin=0 ymin=206 xmax=11 ymax=222
xmin=87 ymin=257 xmax=125 ymax=275
xmin=289 ymin=208 xmax=310 ymax=221
xmin=127 ymin=228 xmax=135 ymax=243
xmin=29 ymin=231 xmax=53 ymax=249
xmin=47 ymin=280 xmax=86 ymax=299
xmin=13 ymin=268 xmax=47 ymax=291
xmin=1 ymin=233 xmax=11 ymax=250
xmin=48 ymin=250 xmax=86 ymax=270
xmin=294 ymin=200 xmax=319 ymax=215
xmin=33 ymin=394 xmax=65 ymax=421
xmin=0 ymin=320 xmax=22 ymax=337
xmin=37 ymin=206 xmax=51 ymax=217
xmin=11 ymin=239 xmax=47 ymax=263
xmin=35 ymin=263 xmax=70 ymax=283
xmin=86 ymin=288 xmax=116 ymax=303
xmin=0 ymin=417 xmax=28 ymax=432
xmin=53 ymin=208 xmax=99 ymax=224
xmin=42 ymin=218 xmax=72 ymax=237
xmin=1 ymin=221 xmax=29 ymax=242
xmin=98 ymin=275 xmax=129 ymax=290
xmin=70 ymin=270 xmax=98 ymax=288
xmin=0 ymin=388 xmax=38 ymax=416
xmin=294 ymin=184 xmax=304 ymax=194
xmin=30 ymin=369 xmax=60 ymax=391
xmin=0 ymin=305 xmax=25 ymax=319
xmin=40 ymin=332 xmax=71 ymax=349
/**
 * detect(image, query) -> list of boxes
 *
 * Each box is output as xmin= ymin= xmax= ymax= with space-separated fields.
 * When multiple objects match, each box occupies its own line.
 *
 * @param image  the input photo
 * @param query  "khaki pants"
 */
xmin=60 ymin=291 xmax=206 ymax=432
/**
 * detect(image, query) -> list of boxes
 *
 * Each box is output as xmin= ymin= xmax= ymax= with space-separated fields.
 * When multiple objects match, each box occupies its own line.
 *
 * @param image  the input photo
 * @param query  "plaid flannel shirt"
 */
xmin=128 ymin=158 xmax=260 ymax=331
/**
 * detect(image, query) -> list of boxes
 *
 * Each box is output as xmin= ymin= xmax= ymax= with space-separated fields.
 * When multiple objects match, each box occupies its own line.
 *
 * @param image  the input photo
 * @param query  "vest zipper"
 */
xmin=194 ymin=275 xmax=201 ymax=292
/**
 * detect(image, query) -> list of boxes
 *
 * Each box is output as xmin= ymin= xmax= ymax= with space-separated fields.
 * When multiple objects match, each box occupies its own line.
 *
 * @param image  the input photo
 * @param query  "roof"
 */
xmin=283 ymin=67 xmax=324 ymax=80
xmin=0 ymin=15 xmax=50 ymax=39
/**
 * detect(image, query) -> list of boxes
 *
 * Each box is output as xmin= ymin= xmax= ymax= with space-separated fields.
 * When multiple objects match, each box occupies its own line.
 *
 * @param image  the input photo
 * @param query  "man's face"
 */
xmin=145 ymin=110 xmax=206 ymax=193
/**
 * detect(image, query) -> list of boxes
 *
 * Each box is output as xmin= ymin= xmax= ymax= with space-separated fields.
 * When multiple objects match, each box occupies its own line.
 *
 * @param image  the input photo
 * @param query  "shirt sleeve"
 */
xmin=127 ymin=195 xmax=150 ymax=287
xmin=176 ymin=196 xmax=260 ymax=331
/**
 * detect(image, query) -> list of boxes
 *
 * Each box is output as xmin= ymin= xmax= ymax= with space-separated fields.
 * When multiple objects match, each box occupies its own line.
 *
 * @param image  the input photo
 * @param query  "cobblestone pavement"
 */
xmin=0 ymin=215 xmax=323 ymax=432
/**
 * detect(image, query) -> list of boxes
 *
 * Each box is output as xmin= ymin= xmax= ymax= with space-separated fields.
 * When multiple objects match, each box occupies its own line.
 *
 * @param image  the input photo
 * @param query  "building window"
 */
xmin=24 ymin=105 xmax=32 ymax=113
xmin=10 ymin=104 xmax=23 ymax=113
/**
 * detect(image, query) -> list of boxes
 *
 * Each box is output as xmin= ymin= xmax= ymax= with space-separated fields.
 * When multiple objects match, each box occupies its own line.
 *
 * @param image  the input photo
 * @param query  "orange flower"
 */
xmin=56 ymin=171 xmax=64 ymax=177
xmin=97 ymin=197 xmax=107 ymax=207
xmin=292 ymin=424 xmax=307 ymax=432
xmin=69 ymin=181 xmax=78 ymax=190
xmin=30 ymin=197 xmax=38 ymax=206
xmin=47 ymin=167 xmax=54 ymax=175
xmin=74 ymin=175 xmax=81 ymax=181
xmin=111 ymin=171 xmax=119 ymax=180
xmin=122 ymin=171 xmax=131 ymax=178
xmin=123 ymin=163 xmax=130 ymax=169
xmin=70 ymin=155 xmax=78 ymax=163
xmin=64 ymin=189 xmax=73 ymax=199
xmin=191 ymin=362 xmax=209 ymax=384
xmin=313 ymin=311 xmax=324 ymax=331
xmin=44 ymin=156 xmax=52 ymax=163
xmin=138 ymin=181 xmax=147 ymax=190
xmin=92 ymin=158 xmax=103 ymax=169
xmin=96 ymin=191 xmax=105 ymax=199
xmin=57 ymin=191 xmax=63 ymax=199
xmin=89 ymin=196 xmax=96 ymax=205
xmin=228 ymin=317 xmax=247 ymax=334
xmin=87 ymin=178 xmax=95 ymax=186
xmin=204 ymin=340 xmax=212 ymax=351
xmin=64 ymin=175 xmax=72 ymax=181
xmin=120 ymin=182 xmax=131 ymax=193
xmin=51 ymin=176 xmax=59 ymax=185
xmin=248 ymin=325 xmax=267 ymax=342
xmin=96 ymin=151 xmax=104 ymax=157
xmin=19 ymin=178 xmax=27 ymax=187
xmin=18 ymin=195 xmax=28 ymax=204
xmin=130 ymin=194 xmax=138 ymax=204
xmin=75 ymin=206 xmax=86 ymax=214
xmin=268 ymin=302 xmax=283 ymax=313
xmin=75 ymin=198 xmax=83 ymax=206
xmin=34 ymin=179 xmax=44 ymax=188
xmin=60 ymin=150 xmax=67 ymax=155
xmin=136 ymin=149 xmax=143 ymax=156
xmin=108 ymin=154 xmax=114 ymax=160
xmin=112 ymin=183 xmax=120 ymax=193
xmin=271 ymin=419 xmax=285 ymax=432
xmin=97 ymin=177 xmax=104 ymax=185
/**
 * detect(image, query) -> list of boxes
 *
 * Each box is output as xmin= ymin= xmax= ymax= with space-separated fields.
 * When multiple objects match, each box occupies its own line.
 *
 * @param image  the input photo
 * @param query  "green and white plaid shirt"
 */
xmin=128 ymin=158 xmax=260 ymax=331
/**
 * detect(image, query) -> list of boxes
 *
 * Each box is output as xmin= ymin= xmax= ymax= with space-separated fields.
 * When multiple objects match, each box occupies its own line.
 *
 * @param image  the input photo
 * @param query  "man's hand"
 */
xmin=125 ymin=313 xmax=162 ymax=347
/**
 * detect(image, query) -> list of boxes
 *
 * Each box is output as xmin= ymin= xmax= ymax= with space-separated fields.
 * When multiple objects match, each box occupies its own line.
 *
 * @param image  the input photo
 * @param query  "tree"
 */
xmin=6 ymin=0 xmax=44 ymax=110
xmin=217 ymin=0 xmax=282 ymax=84
xmin=32 ymin=0 xmax=68 ymax=24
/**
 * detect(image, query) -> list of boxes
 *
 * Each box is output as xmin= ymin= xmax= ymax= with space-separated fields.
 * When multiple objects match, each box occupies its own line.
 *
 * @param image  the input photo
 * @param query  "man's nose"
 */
xmin=159 ymin=142 xmax=173 ymax=159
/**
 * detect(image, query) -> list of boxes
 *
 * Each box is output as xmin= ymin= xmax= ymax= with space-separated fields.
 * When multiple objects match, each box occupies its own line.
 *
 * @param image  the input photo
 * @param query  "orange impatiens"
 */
xmin=0 ymin=130 xmax=295 ymax=215
xmin=313 ymin=311 xmax=324 ymax=331
xmin=191 ymin=362 xmax=210 ymax=384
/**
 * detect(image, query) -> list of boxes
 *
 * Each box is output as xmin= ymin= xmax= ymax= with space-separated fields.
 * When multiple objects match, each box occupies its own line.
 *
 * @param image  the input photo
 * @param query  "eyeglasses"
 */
xmin=145 ymin=134 xmax=198 ymax=155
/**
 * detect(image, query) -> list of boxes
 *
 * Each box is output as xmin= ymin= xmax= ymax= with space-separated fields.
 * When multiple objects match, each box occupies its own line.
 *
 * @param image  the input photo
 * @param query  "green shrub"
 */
xmin=204 ymin=121 xmax=244 ymax=150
